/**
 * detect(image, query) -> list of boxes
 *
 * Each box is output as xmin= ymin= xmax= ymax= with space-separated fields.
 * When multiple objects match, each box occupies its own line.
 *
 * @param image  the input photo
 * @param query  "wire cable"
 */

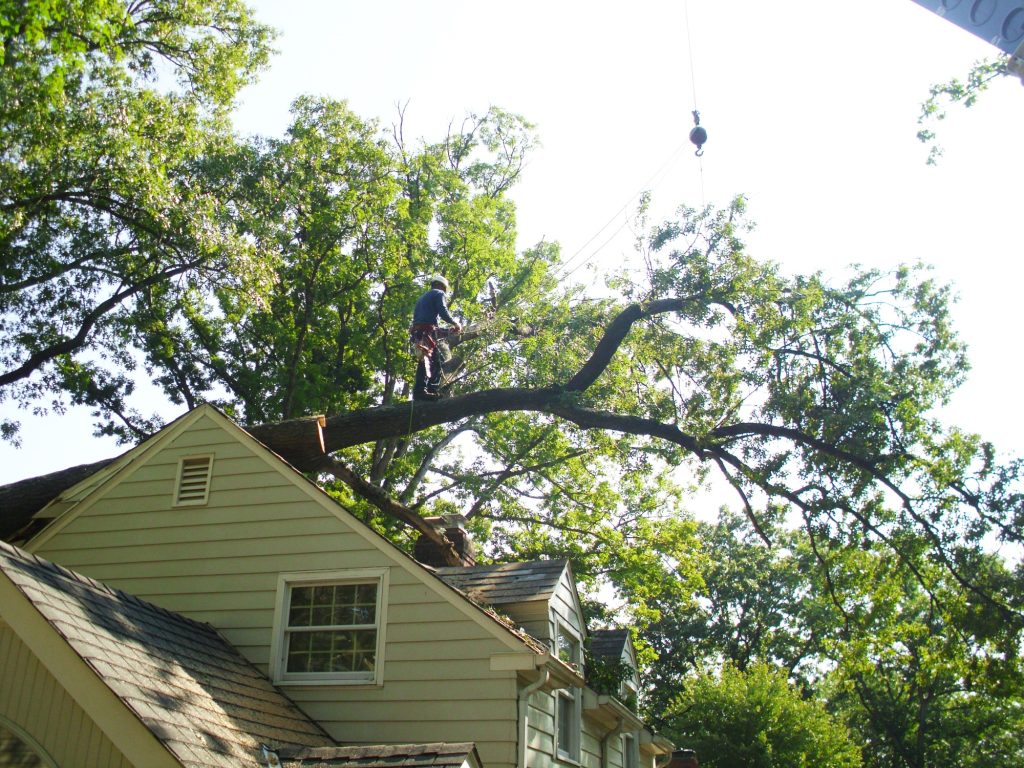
xmin=554 ymin=140 xmax=689 ymax=283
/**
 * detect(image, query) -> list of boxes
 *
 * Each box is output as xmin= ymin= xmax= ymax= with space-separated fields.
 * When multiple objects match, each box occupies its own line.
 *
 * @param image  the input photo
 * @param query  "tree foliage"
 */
xmin=2 ymin=5 xmax=1023 ymax=765
xmin=664 ymin=661 xmax=863 ymax=768
xmin=0 ymin=0 xmax=274 ymax=439
xmin=641 ymin=507 xmax=1024 ymax=768
xmin=916 ymin=55 xmax=1011 ymax=164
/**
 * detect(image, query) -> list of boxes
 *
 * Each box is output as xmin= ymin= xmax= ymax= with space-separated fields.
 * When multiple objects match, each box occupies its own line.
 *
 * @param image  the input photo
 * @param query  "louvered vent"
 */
xmin=175 ymin=456 xmax=213 ymax=505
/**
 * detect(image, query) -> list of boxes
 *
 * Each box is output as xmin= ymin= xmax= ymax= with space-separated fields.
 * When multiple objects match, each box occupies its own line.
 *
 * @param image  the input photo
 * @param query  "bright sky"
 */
xmin=2 ymin=0 xmax=1022 ymax=484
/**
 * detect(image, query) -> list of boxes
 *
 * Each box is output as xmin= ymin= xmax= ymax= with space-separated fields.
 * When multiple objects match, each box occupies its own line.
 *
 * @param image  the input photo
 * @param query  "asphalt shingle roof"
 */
xmin=433 ymin=560 xmax=567 ymax=605
xmin=589 ymin=628 xmax=630 ymax=660
xmin=0 ymin=539 xmax=332 ymax=767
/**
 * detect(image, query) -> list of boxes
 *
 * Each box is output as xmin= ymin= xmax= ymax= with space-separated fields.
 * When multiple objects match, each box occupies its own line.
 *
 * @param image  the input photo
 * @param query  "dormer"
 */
xmin=588 ymin=628 xmax=641 ymax=707
xmin=434 ymin=559 xmax=586 ymax=651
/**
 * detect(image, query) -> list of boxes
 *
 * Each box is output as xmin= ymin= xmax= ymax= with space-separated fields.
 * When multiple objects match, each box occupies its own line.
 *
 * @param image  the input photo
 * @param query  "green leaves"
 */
xmin=666 ymin=662 xmax=863 ymax=768
xmin=917 ymin=56 xmax=1010 ymax=165
xmin=0 ymin=0 xmax=274 ymax=438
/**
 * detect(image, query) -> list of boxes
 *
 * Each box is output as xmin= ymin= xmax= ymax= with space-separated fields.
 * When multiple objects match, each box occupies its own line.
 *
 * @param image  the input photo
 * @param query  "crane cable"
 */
xmin=684 ymin=0 xmax=707 ymax=207
xmin=448 ymin=2 xmax=714 ymax=345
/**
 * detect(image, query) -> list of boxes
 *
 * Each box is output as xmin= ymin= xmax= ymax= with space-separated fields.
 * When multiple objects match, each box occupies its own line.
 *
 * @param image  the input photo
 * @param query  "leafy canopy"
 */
xmin=0 ymin=0 xmax=274 ymax=439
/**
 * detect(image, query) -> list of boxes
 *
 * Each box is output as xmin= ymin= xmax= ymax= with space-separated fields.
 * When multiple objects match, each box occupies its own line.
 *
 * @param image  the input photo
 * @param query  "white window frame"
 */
xmin=620 ymin=666 xmax=640 ymax=704
xmin=173 ymin=454 xmax=214 ymax=506
xmin=553 ymin=619 xmax=582 ymax=763
xmin=269 ymin=568 xmax=389 ymax=686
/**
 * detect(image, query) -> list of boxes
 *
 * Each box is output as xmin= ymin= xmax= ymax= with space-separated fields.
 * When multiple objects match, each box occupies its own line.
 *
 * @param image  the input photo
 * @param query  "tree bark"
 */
xmin=0 ymin=299 xmax=688 ymax=537
xmin=0 ymin=458 xmax=117 ymax=540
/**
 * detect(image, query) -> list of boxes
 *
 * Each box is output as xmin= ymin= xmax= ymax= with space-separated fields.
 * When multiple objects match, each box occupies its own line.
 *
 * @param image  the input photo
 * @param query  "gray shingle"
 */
xmin=589 ymin=629 xmax=629 ymax=660
xmin=0 ymin=539 xmax=332 ymax=767
xmin=434 ymin=560 xmax=567 ymax=606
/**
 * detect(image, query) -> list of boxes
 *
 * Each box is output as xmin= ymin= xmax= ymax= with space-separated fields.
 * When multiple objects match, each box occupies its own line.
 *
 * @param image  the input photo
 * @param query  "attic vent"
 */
xmin=175 ymin=456 xmax=213 ymax=506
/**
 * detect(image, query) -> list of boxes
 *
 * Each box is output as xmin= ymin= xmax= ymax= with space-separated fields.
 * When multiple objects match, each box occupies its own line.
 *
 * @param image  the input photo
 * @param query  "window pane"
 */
xmin=623 ymin=735 xmax=637 ymax=768
xmin=289 ymin=586 xmax=314 ymax=627
xmin=557 ymin=693 xmax=573 ymax=753
xmin=0 ymin=725 xmax=47 ymax=767
xmin=557 ymin=627 xmax=579 ymax=664
xmin=288 ymin=603 xmax=311 ymax=626
xmin=283 ymin=580 xmax=380 ymax=678
xmin=289 ymin=583 xmax=379 ymax=628
xmin=285 ymin=629 xmax=377 ymax=674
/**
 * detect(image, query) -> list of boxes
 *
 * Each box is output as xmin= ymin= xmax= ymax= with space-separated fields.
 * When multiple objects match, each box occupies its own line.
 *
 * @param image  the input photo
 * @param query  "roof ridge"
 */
xmin=435 ymin=557 xmax=567 ymax=573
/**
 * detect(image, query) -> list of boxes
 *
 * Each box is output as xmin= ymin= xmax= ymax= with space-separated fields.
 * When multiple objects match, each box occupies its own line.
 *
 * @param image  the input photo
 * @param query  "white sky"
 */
xmin=2 ymin=0 xmax=1022 ymax=484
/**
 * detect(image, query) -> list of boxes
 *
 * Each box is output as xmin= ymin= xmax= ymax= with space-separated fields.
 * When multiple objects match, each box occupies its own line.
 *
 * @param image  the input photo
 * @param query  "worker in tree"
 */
xmin=410 ymin=275 xmax=462 ymax=401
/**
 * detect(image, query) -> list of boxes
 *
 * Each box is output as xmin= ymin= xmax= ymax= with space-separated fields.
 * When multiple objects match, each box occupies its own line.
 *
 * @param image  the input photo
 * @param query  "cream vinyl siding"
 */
xmin=0 ymin=624 xmax=132 ymax=768
xmin=526 ymin=690 xmax=614 ymax=768
xmin=549 ymin=569 xmax=584 ymax=639
xmin=29 ymin=409 xmax=522 ymax=768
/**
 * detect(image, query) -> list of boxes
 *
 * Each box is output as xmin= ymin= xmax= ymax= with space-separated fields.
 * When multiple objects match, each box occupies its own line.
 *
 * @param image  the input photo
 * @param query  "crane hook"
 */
xmin=689 ymin=110 xmax=707 ymax=157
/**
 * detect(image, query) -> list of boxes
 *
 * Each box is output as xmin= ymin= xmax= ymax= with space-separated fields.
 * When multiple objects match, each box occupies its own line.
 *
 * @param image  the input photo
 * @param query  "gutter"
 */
xmin=602 ymin=715 xmax=629 ymax=768
xmin=518 ymin=669 xmax=549 ymax=768
xmin=491 ymin=646 xmax=587 ymax=768
xmin=647 ymin=734 xmax=677 ymax=768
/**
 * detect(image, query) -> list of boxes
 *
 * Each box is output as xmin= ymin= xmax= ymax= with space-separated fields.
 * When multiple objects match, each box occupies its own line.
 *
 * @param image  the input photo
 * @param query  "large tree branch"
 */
xmin=315 ymin=455 xmax=463 ymax=566
xmin=0 ymin=257 xmax=205 ymax=387
xmin=565 ymin=297 xmax=698 ymax=391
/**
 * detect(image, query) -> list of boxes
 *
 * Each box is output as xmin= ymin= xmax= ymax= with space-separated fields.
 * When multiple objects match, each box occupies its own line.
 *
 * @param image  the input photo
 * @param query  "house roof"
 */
xmin=589 ymin=628 xmax=630 ymax=660
xmin=434 ymin=559 xmax=568 ymax=605
xmin=277 ymin=742 xmax=481 ymax=768
xmin=0 ymin=538 xmax=333 ymax=766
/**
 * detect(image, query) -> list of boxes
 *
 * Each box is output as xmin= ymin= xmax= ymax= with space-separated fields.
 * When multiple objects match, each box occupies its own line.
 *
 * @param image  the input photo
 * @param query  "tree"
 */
xmin=664 ymin=661 xmax=863 ymax=768
xmin=234 ymin=196 xmax=1022 ymax=632
xmin=808 ymin=539 xmax=1024 ymax=768
xmin=2 ymin=10 xmax=1022 ymax=746
xmin=0 ymin=0 xmax=274 ymax=439
xmin=5 ymin=160 xmax=1022 ymax=629
xmin=638 ymin=506 xmax=1024 ymax=768
xmin=641 ymin=508 xmax=814 ymax=720
xmin=916 ymin=56 xmax=1012 ymax=164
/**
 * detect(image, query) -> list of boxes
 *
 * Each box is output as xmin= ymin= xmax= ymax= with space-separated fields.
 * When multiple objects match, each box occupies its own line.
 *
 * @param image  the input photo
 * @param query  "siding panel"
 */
xmin=0 ymin=625 xmax=131 ymax=768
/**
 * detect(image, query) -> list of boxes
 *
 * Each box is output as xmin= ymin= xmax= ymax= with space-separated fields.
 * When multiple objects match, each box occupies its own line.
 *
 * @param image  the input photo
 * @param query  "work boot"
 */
xmin=413 ymin=389 xmax=440 ymax=401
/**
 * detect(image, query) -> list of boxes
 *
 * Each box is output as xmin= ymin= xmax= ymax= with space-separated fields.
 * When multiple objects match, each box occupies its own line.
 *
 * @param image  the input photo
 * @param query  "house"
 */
xmin=0 ymin=404 xmax=673 ymax=767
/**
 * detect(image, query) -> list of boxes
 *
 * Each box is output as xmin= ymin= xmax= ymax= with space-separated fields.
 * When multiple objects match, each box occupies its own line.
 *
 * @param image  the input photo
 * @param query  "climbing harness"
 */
xmin=410 ymin=323 xmax=458 ymax=401
xmin=410 ymin=323 xmax=438 ymax=366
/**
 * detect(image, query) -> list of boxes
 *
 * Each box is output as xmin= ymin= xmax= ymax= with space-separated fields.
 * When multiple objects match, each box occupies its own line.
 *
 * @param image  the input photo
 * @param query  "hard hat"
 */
xmin=430 ymin=275 xmax=450 ymax=292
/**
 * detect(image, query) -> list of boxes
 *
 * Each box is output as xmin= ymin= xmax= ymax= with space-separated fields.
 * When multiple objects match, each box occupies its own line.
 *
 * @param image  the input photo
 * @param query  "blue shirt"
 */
xmin=412 ymin=288 xmax=456 ymax=326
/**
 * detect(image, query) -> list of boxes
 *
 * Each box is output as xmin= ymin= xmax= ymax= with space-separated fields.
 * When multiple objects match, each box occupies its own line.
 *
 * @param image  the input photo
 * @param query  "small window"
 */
xmin=621 ymin=733 xmax=639 ymax=768
xmin=556 ymin=623 xmax=581 ymax=668
xmin=553 ymin=620 xmax=582 ymax=762
xmin=271 ymin=569 xmax=388 ymax=685
xmin=0 ymin=718 xmax=57 ymax=767
xmin=285 ymin=583 xmax=377 ymax=675
xmin=174 ymin=455 xmax=213 ymax=505
xmin=555 ymin=688 xmax=581 ymax=762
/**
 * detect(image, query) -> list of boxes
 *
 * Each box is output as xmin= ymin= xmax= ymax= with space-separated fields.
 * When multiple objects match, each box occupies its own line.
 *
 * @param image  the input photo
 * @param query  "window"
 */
xmin=174 ymin=455 xmax=213 ymax=505
xmin=621 ymin=733 xmax=639 ymax=768
xmin=271 ymin=569 xmax=388 ymax=685
xmin=620 ymin=665 xmax=640 ymax=707
xmin=555 ymin=687 xmax=580 ymax=762
xmin=0 ymin=718 xmax=57 ymax=767
xmin=556 ymin=623 xmax=581 ymax=670
xmin=553 ymin=620 xmax=582 ymax=762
